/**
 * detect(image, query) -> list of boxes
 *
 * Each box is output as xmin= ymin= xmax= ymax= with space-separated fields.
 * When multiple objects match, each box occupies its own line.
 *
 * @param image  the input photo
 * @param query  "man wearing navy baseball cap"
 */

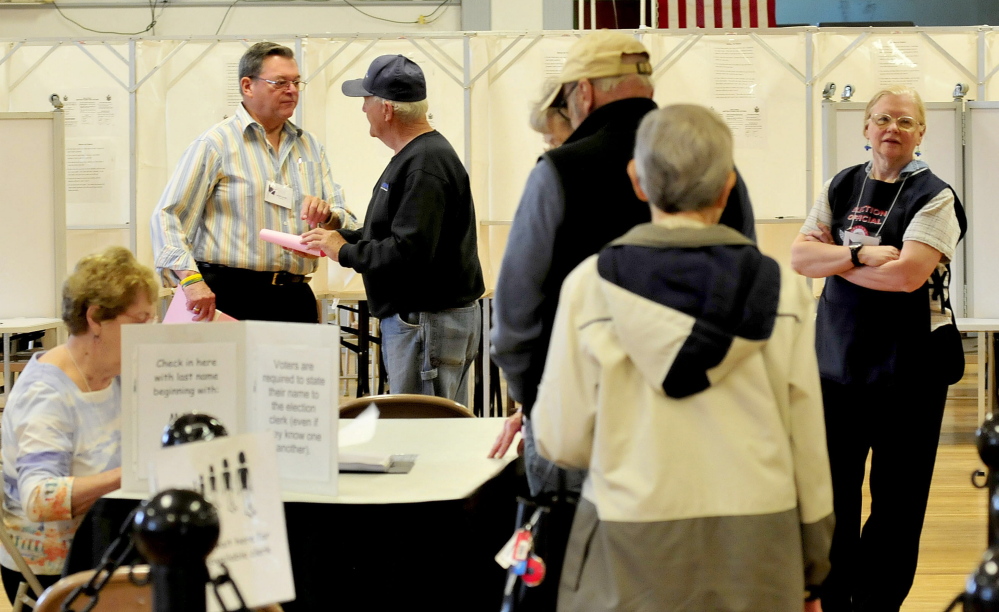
xmin=303 ymin=54 xmax=484 ymax=404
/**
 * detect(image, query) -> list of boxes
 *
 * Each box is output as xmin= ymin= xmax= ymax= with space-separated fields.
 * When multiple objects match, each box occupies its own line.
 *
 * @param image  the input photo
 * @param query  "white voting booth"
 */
xmin=964 ymin=103 xmax=999 ymax=319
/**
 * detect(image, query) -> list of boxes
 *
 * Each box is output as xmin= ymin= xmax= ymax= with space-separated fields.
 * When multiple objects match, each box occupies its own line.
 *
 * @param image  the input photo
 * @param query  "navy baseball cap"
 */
xmin=341 ymin=54 xmax=427 ymax=102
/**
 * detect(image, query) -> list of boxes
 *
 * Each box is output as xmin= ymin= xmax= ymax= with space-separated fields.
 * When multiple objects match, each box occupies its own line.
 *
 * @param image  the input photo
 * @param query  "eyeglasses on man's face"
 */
xmin=253 ymin=77 xmax=306 ymax=91
xmin=555 ymin=81 xmax=580 ymax=109
xmin=869 ymin=113 xmax=921 ymax=132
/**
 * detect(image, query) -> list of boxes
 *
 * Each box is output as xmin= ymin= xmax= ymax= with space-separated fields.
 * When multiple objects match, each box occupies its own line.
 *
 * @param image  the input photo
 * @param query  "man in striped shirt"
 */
xmin=151 ymin=41 xmax=355 ymax=323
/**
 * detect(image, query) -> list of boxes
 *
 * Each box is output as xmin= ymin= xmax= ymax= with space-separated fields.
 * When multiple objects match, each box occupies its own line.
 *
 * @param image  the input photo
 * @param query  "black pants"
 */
xmin=1 ymin=566 xmax=60 ymax=607
xmin=197 ymin=263 xmax=319 ymax=324
xmin=819 ymin=376 xmax=948 ymax=612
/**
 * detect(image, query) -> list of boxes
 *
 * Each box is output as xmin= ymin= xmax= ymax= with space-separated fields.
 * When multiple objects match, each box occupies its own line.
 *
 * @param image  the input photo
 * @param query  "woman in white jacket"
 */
xmin=531 ymin=104 xmax=834 ymax=612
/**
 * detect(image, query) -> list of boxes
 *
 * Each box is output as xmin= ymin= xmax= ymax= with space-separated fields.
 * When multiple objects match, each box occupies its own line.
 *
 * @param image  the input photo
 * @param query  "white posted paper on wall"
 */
xmin=712 ymin=40 xmax=758 ymax=100
xmin=873 ymin=38 xmax=923 ymax=89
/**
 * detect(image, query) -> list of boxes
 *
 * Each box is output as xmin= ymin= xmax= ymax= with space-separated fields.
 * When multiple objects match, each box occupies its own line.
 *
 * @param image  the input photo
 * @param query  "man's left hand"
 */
xmin=301 ymin=195 xmax=334 ymax=228
xmin=302 ymin=227 xmax=348 ymax=262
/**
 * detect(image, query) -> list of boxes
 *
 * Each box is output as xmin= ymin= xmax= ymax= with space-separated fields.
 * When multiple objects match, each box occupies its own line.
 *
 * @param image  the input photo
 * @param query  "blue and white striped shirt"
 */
xmin=151 ymin=104 xmax=355 ymax=282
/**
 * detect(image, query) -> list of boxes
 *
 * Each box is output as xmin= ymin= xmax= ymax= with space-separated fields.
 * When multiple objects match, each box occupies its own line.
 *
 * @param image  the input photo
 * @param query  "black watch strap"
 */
xmin=849 ymin=243 xmax=864 ymax=267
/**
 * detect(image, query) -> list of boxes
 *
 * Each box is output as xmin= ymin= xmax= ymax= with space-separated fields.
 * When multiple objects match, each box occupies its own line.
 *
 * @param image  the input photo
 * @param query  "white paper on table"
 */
xmin=338 ymin=404 xmax=379 ymax=447
xmin=337 ymin=405 xmax=391 ymax=469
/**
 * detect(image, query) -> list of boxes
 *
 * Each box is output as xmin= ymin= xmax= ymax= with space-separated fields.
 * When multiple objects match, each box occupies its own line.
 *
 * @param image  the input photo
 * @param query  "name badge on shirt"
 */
xmin=840 ymin=228 xmax=882 ymax=247
xmin=266 ymin=181 xmax=294 ymax=209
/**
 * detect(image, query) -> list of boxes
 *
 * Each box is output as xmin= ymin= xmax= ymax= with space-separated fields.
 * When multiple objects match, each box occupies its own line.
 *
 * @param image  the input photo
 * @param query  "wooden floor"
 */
xmin=900 ymin=444 xmax=986 ymax=612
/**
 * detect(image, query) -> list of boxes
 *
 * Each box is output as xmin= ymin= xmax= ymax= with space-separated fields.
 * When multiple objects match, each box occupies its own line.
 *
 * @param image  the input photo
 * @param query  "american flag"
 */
xmin=659 ymin=0 xmax=777 ymax=28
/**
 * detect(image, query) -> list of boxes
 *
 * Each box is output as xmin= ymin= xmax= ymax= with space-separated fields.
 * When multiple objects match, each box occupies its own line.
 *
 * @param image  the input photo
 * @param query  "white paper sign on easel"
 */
xmin=151 ymin=432 xmax=295 ymax=610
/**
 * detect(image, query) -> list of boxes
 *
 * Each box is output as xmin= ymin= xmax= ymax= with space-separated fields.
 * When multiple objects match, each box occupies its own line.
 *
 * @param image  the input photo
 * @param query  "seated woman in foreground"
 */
xmin=0 ymin=247 xmax=157 ymax=600
xmin=531 ymin=105 xmax=835 ymax=612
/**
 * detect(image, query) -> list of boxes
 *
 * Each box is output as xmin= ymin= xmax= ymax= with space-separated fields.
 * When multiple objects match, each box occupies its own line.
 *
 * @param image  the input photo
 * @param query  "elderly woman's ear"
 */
xmin=627 ymin=159 xmax=649 ymax=202
xmin=85 ymin=304 xmax=102 ymax=337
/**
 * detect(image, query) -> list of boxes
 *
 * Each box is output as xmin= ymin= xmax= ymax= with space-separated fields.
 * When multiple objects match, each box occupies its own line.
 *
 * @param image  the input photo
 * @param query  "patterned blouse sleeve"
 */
xmin=801 ymin=179 xmax=834 ymax=236
xmin=902 ymin=188 xmax=961 ymax=263
xmin=11 ymin=381 xmax=75 ymax=522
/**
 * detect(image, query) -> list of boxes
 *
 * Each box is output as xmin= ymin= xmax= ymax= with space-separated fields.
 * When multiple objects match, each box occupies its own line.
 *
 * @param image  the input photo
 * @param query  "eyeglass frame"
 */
xmin=118 ymin=309 xmax=158 ymax=325
xmin=252 ymin=76 xmax=306 ymax=91
xmin=868 ymin=112 xmax=923 ymax=132
xmin=553 ymin=81 xmax=581 ymax=110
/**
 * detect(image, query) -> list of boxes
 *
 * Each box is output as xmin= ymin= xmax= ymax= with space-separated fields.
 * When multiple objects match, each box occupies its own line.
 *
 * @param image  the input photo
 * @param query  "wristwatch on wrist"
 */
xmin=849 ymin=243 xmax=864 ymax=267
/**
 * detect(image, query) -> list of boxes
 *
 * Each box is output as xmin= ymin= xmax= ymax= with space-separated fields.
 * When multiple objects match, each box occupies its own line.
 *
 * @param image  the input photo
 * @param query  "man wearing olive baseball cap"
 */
xmin=303 ymin=54 xmax=484 ymax=404
xmin=489 ymin=29 xmax=757 ymax=609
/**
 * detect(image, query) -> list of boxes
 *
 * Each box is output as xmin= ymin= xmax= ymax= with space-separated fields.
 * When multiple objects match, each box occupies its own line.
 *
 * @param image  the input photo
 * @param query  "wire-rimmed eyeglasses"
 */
xmin=869 ymin=113 xmax=922 ymax=132
xmin=253 ymin=77 xmax=306 ymax=91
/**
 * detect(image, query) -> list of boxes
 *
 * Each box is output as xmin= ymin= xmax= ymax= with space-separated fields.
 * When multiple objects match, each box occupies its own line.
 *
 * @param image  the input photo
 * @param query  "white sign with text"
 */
xmin=152 ymin=432 xmax=295 ymax=610
xmin=121 ymin=321 xmax=339 ymax=498
xmin=253 ymin=345 xmax=334 ymax=482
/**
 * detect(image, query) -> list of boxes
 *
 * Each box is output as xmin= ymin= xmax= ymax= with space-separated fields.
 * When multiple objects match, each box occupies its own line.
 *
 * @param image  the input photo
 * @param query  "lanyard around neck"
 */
xmin=847 ymin=171 xmax=908 ymax=238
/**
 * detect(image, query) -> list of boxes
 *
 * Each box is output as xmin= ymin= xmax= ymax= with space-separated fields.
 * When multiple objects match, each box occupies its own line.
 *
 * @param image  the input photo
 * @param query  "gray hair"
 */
xmin=592 ymin=73 xmax=653 ymax=93
xmin=633 ymin=104 xmax=733 ymax=214
xmin=239 ymin=42 xmax=295 ymax=81
xmin=530 ymin=81 xmax=572 ymax=135
xmin=375 ymin=97 xmax=429 ymax=123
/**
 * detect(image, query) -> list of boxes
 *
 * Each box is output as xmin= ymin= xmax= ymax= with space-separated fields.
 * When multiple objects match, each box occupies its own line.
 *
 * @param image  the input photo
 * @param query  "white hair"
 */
xmin=633 ymin=104 xmax=733 ymax=213
xmin=591 ymin=73 xmax=653 ymax=93
xmin=375 ymin=97 xmax=429 ymax=123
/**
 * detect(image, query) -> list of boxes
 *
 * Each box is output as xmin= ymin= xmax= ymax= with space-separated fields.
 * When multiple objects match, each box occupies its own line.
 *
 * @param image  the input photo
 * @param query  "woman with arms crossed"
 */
xmin=791 ymin=85 xmax=966 ymax=612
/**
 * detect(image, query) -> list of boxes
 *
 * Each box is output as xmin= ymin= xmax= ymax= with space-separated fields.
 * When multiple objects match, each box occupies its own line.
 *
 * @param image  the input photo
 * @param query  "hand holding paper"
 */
xmin=301 ymin=227 xmax=348 ymax=263
xmin=259 ymin=228 xmax=326 ymax=257
xmin=163 ymin=290 xmax=237 ymax=323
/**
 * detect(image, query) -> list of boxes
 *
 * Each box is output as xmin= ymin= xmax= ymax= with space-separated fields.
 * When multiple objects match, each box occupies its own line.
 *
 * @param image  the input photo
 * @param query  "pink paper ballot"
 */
xmin=163 ymin=290 xmax=238 ymax=324
xmin=259 ymin=228 xmax=325 ymax=257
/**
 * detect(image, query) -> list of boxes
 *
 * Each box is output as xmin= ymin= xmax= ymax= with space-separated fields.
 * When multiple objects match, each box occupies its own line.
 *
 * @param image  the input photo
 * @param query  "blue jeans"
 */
xmin=522 ymin=416 xmax=586 ymax=498
xmin=379 ymin=303 xmax=481 ymax=404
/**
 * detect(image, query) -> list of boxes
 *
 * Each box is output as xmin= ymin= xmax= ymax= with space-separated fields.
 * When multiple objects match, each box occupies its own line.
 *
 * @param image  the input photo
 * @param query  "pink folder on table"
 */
xmin=163 ymin=290 xmax=237 ymax=324
xmin=259 ymin=228 xmax=326 ymax=257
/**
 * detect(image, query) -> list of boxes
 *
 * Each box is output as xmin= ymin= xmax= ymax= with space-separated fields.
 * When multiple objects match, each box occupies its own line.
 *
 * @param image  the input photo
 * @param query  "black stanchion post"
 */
xmin=946 ymin=413 xmax=999 ymax=611
xmin=162 ymin=413 xmax=228 ymax=447
xmin=132 ymin=489 xmax=220 ymax=612
xmin=978 ymin=414 xmax=999 ymax=547
xmin=964 ymin=547 xmax=999 ymax=611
